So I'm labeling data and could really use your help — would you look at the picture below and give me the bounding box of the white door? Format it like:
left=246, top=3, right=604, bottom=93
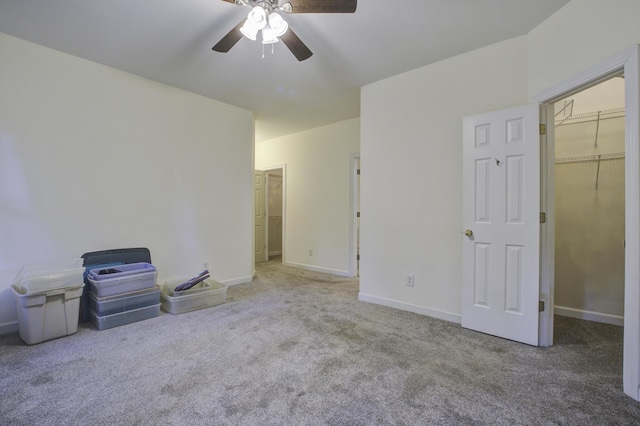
left=254, top=170, right=267, bottom=263
left=462, top=103, right=541, bottom=346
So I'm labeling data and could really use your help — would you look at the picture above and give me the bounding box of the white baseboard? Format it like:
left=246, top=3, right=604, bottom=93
left=268, top=251, right=282, bottom=257
left=358, top=292, right=462, bottom=324
left=554, top=305, right=624, bottom=327
left=0, top=320, right=18, bottom=335
left=284, top=261, right=351, bottom=277
left=220, top=274, right=254, bottom=287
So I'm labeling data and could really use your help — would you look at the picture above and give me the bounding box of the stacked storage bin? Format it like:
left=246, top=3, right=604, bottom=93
left=11, top=259, right=85, bottom=345
left=86, top=262, right=160, bottom=330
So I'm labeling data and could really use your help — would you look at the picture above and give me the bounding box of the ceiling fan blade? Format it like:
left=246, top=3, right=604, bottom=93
left=212, top=20, right=244, bottom=53
left=280, top=28, right=313, bottom=61
left=285, top=0, right=357, bottom=13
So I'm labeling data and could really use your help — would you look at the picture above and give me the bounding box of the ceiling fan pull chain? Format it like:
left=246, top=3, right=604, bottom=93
left=262, top=43, right=265, bottom=59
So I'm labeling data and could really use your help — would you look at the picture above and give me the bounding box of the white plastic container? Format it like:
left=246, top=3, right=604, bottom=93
left=87, top=262, right=157, bottom=297
left=160, top=279, right=227, bottom=314
left=12, top=284, right=84, bottom=345
left=13, top=259, right=84, bottom=294
left=90, top=303, right=160, bottom=331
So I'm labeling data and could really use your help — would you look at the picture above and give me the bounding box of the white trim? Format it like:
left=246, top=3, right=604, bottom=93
left=349, top=152, right=360, bottom=278
left=220, top=274, right=254, bottom=287
left=623, top=45, right=640, bottom=401
left=534, top=44, right=640, bottom=401
left=268, top=251, right=282, bottom=256
left=260, top=164, right=287, bottom=263
left=538, top=103, right=555, bottom=348
left=0, top=320, right=18, bottom=335
left=533, top=47, right=633, bottom=104
left=554, top=306, right=624, bottom=327
left=284, top=261, right=350, bottom=277
left=358, top=293, right=461, bottom=324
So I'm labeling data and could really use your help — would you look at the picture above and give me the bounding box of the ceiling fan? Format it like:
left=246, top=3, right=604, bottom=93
left=212, top=0, right=357, bottom=61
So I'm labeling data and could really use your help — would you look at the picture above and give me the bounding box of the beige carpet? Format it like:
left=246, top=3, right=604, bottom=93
left=1, top=258, right=639, bottom=425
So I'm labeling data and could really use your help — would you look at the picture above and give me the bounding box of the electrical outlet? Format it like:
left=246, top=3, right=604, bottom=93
left=308, top=248, right=313, bottom=256
left=405, top=274, right=414, bottom=287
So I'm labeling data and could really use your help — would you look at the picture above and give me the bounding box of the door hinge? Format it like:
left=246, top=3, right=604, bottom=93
left=357, top=254, right=360, bottom=260
left=539, top=301, right=545, bottom=312
left=357, top=212, right=360, bottom=218
left=539, top=123, right=546, bottom=136
left=540, top=212, right=546, bottom=223
left=357, top=169, right=361, bottom=175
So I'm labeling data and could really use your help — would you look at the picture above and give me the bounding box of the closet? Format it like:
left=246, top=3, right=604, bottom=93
left=554, top=83, right=625, bottom=325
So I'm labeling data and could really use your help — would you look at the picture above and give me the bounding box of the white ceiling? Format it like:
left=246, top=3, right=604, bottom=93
left=0, top=0, right=570, bottom=141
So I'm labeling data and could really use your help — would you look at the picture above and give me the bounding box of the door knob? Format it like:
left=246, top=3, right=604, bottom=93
left=464, top=229, right=473, bottom=237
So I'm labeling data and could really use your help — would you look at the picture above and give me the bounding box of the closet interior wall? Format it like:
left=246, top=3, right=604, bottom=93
left=554, top=107, right=625, bottom=324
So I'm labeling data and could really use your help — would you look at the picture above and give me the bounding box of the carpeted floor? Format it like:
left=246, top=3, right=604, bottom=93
left=1, top=258, right=639, bottom=425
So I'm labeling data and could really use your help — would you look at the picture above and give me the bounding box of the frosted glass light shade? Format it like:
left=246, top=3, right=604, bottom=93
left=240, top=6, right=268, bottom=41
left=268, top=12, right=288, bottom=37
left=247, top=6, right=267, bottom=29
left=240, top=20, right=259, bottom=40
left=261, top=26, right=279, bottom=44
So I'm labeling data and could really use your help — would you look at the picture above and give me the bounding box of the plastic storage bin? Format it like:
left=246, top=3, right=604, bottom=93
left=160, top=279, right=227, bottom=315
left=88, top=285, right=160, bottom=316
left=90, top=303, right=160, bottom=331
left=11, top=284, right=84, bottom=345
left=14, top=259, right=84, bottom=294
left=87, top=262, right=157, bottom=297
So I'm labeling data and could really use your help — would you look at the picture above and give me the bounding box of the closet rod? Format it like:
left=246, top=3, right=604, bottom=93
left=555, top=151, right=625, bottom=164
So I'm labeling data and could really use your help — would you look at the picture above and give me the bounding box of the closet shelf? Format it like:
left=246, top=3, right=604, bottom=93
left=555, top=151, right=625, bottom=164
left=555, top=107, right=625, bottom=126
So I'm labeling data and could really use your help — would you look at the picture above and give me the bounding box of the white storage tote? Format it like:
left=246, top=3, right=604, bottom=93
left=11, top=284, right=84, bottom=345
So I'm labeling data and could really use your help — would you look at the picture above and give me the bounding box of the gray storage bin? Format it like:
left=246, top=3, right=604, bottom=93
left=88, top=285, right=160, bottom=316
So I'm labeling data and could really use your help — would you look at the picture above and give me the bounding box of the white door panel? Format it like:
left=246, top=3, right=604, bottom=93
left=462, top=104, right=540, bottom=346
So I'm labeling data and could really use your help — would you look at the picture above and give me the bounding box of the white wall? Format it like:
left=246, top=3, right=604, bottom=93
left=0, top=33, right=254, bottom=332
left=528, top=0, right=640, bottom=98
left=358, top=0, right=640, bottom=323
left=255, top=118, right=360, bottom=276
left=359, top=36, right=529, bottom=321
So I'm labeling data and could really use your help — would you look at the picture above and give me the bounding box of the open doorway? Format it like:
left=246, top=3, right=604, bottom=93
left=553, top=77, right=626, bottom=329
left=534, top=45, right=639, bottom=400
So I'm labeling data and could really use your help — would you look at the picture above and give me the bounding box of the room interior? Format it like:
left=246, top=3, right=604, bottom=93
left=3, top=0, right=640, bottom=405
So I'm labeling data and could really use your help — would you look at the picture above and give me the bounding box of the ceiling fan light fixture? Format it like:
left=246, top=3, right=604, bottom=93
left=240, top=6, right=267, bottom=41
left=247, top=6, right=267, bottom=29
left=240, top=20, right=259, bottom=40
left=279, top=2, right=292, bottom=13
left=268, top=12, right=288, bottom=37
left=261, top=26, right=279, bottom=44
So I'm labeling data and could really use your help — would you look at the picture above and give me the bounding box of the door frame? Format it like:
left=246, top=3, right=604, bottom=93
left=254, top=169, right=267, bottom=264
left=349, top=152, right=360, bottom=277
left=534, top=45, right=640, bottom=400
left=261, top=164, right=287, bottom=263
